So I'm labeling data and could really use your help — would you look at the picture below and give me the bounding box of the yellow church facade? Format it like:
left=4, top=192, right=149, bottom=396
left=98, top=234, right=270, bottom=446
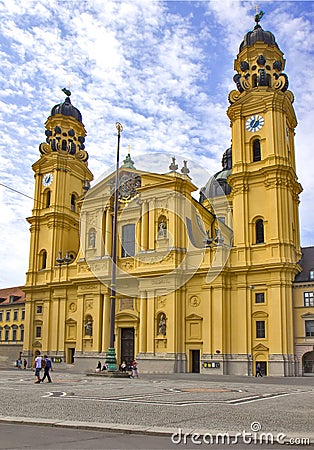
left=23, top=18, right=307, bottom=376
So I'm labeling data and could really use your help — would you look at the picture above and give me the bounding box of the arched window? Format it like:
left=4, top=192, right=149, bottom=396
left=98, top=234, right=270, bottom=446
left=12, top=325, right=18, bottom=341
left=71, top=194, right=76, bottom=212
left=253, top=139, right=261, bottom=162
left=45, top=190, right=51, bottom=207
left=88, top=228, right=96, bottom=248
left=4, top=326, right=10, bottom=341
left=256, top=219, right=264, bottom=244
left=40, top=250, right=47, bottom=269
left=20, top=325, right=24, bottom=341
left=252, top=74, right=258, bottom=88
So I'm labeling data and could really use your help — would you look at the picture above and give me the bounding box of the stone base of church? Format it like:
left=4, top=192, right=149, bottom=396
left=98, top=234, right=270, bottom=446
left=136, top=352, right=187, bottom=373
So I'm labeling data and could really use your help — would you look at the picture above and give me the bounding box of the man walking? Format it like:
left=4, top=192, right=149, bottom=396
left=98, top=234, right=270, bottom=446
left=41, top=355, right=53, bottom=383
left=33, top=350, right=42, bottom=383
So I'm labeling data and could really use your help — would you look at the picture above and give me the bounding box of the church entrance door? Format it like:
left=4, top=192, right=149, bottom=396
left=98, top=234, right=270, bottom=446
left=120, top=328, right=134, bottom=366
left=191, top=349, right=200, bottom=373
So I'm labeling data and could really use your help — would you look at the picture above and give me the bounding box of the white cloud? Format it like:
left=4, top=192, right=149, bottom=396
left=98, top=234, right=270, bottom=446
left=0, top=0, right=313, bottom=287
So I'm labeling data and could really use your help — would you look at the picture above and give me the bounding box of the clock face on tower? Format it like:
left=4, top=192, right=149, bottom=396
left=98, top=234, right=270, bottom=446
left=42, top=173, right=53, bottom=187
left=245, top=115, right=264, bottom=133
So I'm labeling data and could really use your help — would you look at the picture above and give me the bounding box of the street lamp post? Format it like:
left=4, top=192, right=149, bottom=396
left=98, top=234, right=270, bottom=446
left=106, top=122, right=123, bottom=371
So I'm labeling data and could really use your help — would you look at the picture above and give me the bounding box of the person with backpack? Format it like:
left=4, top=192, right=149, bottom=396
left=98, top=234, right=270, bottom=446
left=41, top=355, right=53, bottom=383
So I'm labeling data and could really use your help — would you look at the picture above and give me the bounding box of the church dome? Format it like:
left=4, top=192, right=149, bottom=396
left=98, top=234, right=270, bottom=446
left=239, top=24, right=278, bottom=52
left=51, top=96, right=82, bottom=123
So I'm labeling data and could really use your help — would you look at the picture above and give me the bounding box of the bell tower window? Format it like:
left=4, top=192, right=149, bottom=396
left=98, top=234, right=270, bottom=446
left=255, top=219, right=264, bottom=244
left=40, top=250, right=47, bottom=269
left=253, top=139, right=261, bottom=162
left=45, top=189, right=51, bottom=208
left=71, top=194, right=76, bottom=212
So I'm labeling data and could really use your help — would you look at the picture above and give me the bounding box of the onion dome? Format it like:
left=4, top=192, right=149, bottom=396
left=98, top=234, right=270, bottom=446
left=51, top=90, right=82, bottom=123
left=239, top=24, right=278, bottom=52
left=199, top=147, right=232, bottom=203
left=39, top=89, right=88, bottom=163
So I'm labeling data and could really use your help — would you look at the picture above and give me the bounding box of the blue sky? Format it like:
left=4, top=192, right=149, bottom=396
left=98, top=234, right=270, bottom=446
left=0, top=0, right=313, bottom=288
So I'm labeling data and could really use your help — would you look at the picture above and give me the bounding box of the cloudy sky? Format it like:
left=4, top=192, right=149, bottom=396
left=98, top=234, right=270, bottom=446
left=0, top=0, right=313, bottom=288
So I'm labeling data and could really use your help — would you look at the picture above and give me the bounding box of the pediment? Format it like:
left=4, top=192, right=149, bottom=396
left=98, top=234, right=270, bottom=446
left=65, top=318, right=77, bottom=324
left=252, top=343, right=269, bottom=351
left=185, top=313, right=203, bottom=321
left=115, top=311, right=139, bottom=322
left=301, top=312, right=314, bottom=319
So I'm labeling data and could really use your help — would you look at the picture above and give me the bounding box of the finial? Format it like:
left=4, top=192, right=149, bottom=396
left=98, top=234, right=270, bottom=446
left=116, top=122, right=123, bottom=135
left=62, top=87, right=71, bottom=97
left=254, top=6, right=264, bottom=25
left=181, top=160, right=190, bottom=175
left=169, top=156, right=178, bottom=172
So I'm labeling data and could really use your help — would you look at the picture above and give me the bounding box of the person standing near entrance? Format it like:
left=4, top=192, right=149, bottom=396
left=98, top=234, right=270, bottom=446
left=41, top=355, right=53, bottom=383
left=255, top=363, right=263, bottom=377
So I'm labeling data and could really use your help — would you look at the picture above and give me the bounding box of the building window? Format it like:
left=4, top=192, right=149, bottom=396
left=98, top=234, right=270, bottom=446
left=45, top=189, right=51, bottom=208
left=0, top=311, right=2, bottom=321
left=0, top=327, right=2, bottom=340
left=304, top=292, right=314, bottom=307
left=256, top=320, right=265, bottom=338
left=40, top=250, right=47, bottom=270
left=35, top=326, right=42, bottom=338
left=309, top=270, right=314, bottom=281
left=71, top=194, right=76, bottom=212
left=305, top=320, right=314, bottom=337
left=21, top=309, right=25, bottom=320
left=88, top=228, right=96, bottom=248
left=6, top=310, right=10, bottom=321
left=20, top=326, right=24, bottom=341
left=255, top=293, right=265, bottom=304
left=13, top=310, right=18, bottom=321
left=255, top=219, right=264, bottom=244
left=121, top=224, right=135, bottom=257
left=253, top=139, right=261, bottom=162
left=12, top=327, right=17, bottom=341
left=36, top=305, right=43, bottom=314
left=4, top=327, right=9, bottom=341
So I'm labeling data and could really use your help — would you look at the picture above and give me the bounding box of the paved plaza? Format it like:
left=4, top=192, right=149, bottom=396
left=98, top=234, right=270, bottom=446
left=0, top=368, right=313, bottom=448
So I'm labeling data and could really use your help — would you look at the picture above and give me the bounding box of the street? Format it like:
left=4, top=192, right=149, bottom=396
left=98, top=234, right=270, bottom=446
left=0, top=369, right=313, bottom=449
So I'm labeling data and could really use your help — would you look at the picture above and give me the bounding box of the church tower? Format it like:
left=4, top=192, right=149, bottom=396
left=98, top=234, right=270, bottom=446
left=227, top=12, right=302, bottom=375
left=25, top=92, right=93, bottom=282
left=23, top=92, right=93, bottom=362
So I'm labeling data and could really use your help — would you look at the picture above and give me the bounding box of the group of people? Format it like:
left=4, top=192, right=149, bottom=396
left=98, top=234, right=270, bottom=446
left=33, top=350, right=53, bottom=383
left=15, top=358, right=27, bottom=370
left=96, top=361, right=108, bottom=372
left=95, top=359, right=139, bottom=378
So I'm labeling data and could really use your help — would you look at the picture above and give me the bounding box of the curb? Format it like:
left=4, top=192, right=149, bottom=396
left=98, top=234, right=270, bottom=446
left=0, top=416, right=313, bottom=445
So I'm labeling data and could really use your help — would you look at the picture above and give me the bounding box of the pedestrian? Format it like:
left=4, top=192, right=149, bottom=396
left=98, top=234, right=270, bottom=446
left=23, top=359, right=27, bottom=370
left=255, top=363, right=263, bottom=377
left=17, top=359, right=22, bottom=369
left=33, top=350, right=42, bottom=383
left=120, top=361, right=127, bottom=372
left=41, top=355, right=53, bottom=383
left=130, top=360, right=139, bottom=379
left=102, top=362, right=108, bottom=371
left=96, top=361, right=101, bottom=372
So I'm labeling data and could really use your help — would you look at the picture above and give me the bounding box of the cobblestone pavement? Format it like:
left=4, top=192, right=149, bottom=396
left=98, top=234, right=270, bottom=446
left=0, top=369, right=313, bottom=446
